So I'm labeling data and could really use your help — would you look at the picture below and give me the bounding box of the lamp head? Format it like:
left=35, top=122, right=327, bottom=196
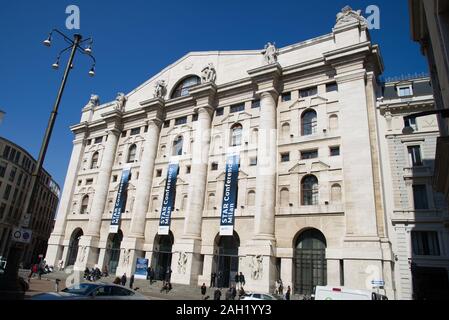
left=88, top=66, right=95, bottom=77
left=43, top=33, right=52, bottom=47
left=52, top=58, right=60, bottom=70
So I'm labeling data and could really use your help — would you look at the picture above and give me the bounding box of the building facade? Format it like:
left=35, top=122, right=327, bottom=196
left=46, top=7, right=396, bottom=297
left=409, top=0, right=449, bottom=203
left=377, top=76, right=449, bottom=300
left=0, top=137, right=60, bottom=268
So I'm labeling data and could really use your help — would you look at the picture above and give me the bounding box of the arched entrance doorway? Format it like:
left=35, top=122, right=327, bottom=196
left=213, top=232, right=240, bottom=288
left=105, top=230, right=123, bottom=274
left=67, top=228, right=83, bottom=266
left=294, top=229, right=327, bottom=295
left=151, top=232, right=174, bottom=281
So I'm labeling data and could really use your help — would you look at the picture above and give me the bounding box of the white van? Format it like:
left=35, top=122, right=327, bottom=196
left=313, top=286, right=388, bottom=300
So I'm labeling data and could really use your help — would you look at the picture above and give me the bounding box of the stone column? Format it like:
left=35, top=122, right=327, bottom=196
left=120, top=98, right=164, bottom=275
left=254, top=90, right=278, bottom=239
left=244, top=63, right=282, bottom=293
left=171, top=83, right=216, bottom=285
left=45, top=128, right=87, bottom=267
left=75, top=110, right=122, bottom=270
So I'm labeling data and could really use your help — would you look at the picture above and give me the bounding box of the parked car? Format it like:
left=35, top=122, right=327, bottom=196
left=313, top=286, right=388, bottom=300
left=240, top=293, right=280, bottom=300
left=31, top=282, right=149, bottom=300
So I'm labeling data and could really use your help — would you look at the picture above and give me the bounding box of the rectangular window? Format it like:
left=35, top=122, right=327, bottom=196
left=0, top=203, right=6, bottom=219
left=163, top=120, right=170, bottom=128
left=251, top=99, right=260, bottom=109
left=301, top=149, right=318, bottom=160
left=175, top=116, right=187, bottom=126
left=156, top=169, right=162, bottom=177
left=398, top=85, right=413, bottom=97
left=299, top=86, right=318, bottom=98
left=86, top=139, right=92, bottom=146
left=230, top=103, right=245, bottom=113
left=412, top=231, right=440, bottom=256
left=3, top=184, right=11, bottom=201
left=86, top=179, right=93, bottom=185
left=249, top=157, right=257, bottom=166
left=144, top=125, right=148, bottom=133
left=281, top=92, right=291, bottom=102
left=94, top=137, right=103, bottom=144
left=130, top=127, right=141, bottom=136
left=408, top=145, right=423, bottom=166
left=413, top=185, right=429, bottom=210
left=281, top=153, right=290, bottom=162
left=211, top=162, right=218, bottom=171
left=3, top=145, right=11, bottom=158
left=9, top=167, right=16, bottom=183
left=216, top=108, right=224, bottom=116
left=14, top=151, right=21, bottom=164
left=326, top=82, right=338, bottom=93
left=9, top=149, right=16, bottom=162
left=330, top=146, right=340, bottom=157
left=0, top=161, right=7, bottom=178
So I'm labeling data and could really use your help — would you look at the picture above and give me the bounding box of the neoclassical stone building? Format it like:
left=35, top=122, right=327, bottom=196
left=46, top=7, right=395, bottom=296
left=377, top=76, right=449, bottom=300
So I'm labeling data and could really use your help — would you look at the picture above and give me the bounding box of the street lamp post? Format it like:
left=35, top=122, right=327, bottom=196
left=0, top=29, right=96, bottom=298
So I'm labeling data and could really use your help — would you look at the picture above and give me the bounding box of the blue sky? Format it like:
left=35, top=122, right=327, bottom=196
left=0, top=0, right=428, bottom=187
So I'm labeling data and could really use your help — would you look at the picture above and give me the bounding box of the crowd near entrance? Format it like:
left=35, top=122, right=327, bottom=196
left=212, top=232, right=240, bottom=288
left=67, top=228, right=83, bottom=266
left=294, top=229, right=327, bottom=295
left=105, top=230, right=123, bottom=274
left=151, top=232, right=174, bottom=281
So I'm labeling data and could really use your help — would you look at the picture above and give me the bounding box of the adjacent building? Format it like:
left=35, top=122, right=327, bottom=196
left=0, top=137, right=60, bottom=268
left=409, top=0, right=449, bottom=203
left=377, top=76, right=449, bottom=300
left=46, top=6, right=398, bottom=297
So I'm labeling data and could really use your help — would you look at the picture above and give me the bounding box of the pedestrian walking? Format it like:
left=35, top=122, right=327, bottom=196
left=201, top=283, right=207, bottom=299
left=214, top=288, right=222, bottom=300
left=234, top=273, right=240, bottom=287
left=149, top=267, right=155, bottom=284
left=285, top=286, right=291, bottom=300
left=121, top=273, right=127, bottom=286
left=210, top=272, right=217, bottom=288
left=239, top=272, right=245, bottom=288
left=231, top=285, right=237, bottom=300
left=165, top=266, right=172, bottom=282
left=58, top=260, right=64, bottom=271
left=279, top=280, right=284, bottom=295
left=130, top=274, right=135, bottom=289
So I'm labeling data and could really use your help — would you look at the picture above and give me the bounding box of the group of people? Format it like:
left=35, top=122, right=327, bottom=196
left=112, top=273, right=135, bottom=289
left=84, top=266, right=109, bottom=281
left=209, top=271, right=246, bottom=289
left=28, top=260, right=52, bottom=281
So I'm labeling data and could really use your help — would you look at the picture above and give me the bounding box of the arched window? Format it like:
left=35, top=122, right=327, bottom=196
left=280, top=188, right=289, bottom=207
left=160, top=145, right=166, bottom=158
left=208, top=193, right=215, bottom=210
left=281, top=123, right=290, bottom=139
left=302, top=175, right=319, bottom=205
left=80, top=195, right=89, bottom=214
left=173, top=136, right=183, bottom=156
left=152, top=196, right=159, bottom=212
left=231, top=124, right=243, bottom=147
left=247, top=190, right=256, bottom=206
left=301, top=110, right=317, bottom=136
left=171, top=76, right=201, bottom=98
left=329, top=114, right=339, bottom=131
left=127, top=144, right=137, bottom=163
left=251, top=129, right=259, bottom=145
left=91, top=152, right=99, bottom=169
left=331, top=184, right=342, bottom=203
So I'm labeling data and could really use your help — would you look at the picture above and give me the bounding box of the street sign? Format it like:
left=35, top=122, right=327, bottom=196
left=12, top=228, right=32, bottom=244
left=371, top=280, right=385, bottom=287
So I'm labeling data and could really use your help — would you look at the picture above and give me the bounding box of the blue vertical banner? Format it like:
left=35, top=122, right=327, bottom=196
left=109, top=165, right=131, bottom=233
left=220, top=153, right=240, bottom=236
left=158, top=160, right=179, bottom=235
left=134, top=258, right=149, bottom=279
